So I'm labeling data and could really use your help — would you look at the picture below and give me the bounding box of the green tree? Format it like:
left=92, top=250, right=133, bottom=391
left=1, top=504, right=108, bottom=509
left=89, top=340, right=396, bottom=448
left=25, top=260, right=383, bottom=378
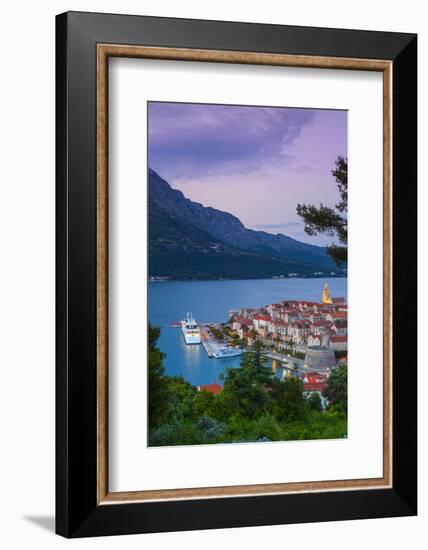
left=221, top=366, right=269, bottom=419
left=167, top=376, right=198, bottom=421
left=306, top=391, right=323, bottom=412
left=220, top=342, right=273, bottom=419
left=271, top=377, right=305, bottom=421
left=148, top=324, right=171, bottom=430
left=324, top=366, right=347, bottom=412
left=193, top=389, right=216, bottom=418
left=254, top=414, right=282, bottom=441
left=197, top=416, right=226, bottom=440
left=230, top=333, right=240, bottom=347
left=243, top=341, right=274, bottom=386
left=296, top=156, right=347, bottom=265
left=149, top=419, right=201, bottom=446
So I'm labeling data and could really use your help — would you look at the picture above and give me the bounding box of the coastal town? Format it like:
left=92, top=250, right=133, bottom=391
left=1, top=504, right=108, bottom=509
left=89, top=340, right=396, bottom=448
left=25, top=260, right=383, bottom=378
left=228, top=282, right=347, bottom=354
left=196, top=282, right=347, bottom=408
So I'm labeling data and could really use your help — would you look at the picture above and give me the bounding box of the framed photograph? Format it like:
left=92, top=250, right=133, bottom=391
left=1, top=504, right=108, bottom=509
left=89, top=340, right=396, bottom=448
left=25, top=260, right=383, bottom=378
left=56, top=11, right=417, bottom=538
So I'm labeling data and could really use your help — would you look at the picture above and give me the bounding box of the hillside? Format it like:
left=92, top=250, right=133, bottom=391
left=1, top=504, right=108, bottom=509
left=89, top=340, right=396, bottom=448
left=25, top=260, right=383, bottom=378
left=149, top=200, right=320, bottom=279
left=148, top=168, right=341, bottom=280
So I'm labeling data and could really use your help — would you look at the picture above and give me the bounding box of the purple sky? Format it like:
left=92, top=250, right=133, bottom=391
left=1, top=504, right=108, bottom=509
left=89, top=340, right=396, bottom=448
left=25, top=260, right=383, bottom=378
left=148, top=102, right=347, bottom=246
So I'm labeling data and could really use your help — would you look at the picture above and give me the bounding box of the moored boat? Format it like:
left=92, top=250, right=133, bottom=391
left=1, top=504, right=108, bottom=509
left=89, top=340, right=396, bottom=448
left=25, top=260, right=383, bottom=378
left=181, top=313, right=201, bottom=344
left=212, top=347, right=243, bottom=358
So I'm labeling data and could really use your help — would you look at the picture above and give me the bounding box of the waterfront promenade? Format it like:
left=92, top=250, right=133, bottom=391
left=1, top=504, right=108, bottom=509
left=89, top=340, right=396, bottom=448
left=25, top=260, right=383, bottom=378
left=266, top=350, right=303, bottom=367
left=200, top=325, right=243, bottom=359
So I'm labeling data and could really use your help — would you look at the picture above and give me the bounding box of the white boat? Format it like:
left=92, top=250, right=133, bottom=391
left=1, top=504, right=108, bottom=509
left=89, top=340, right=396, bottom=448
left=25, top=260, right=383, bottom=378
left=212, top=347, right=243, bottom=358
left=181, top=313, right=201, bottom=345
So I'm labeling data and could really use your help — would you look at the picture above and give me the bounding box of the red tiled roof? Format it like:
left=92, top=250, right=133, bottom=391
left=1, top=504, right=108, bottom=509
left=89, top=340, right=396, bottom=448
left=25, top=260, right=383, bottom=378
left=234, top=317, right=253, bottom=326
left=197, top=383, right=223, bottom=395
left=305, top=370, right=327, bottom=380
left=304, top=383, right=327, bottom=392
left=305, top=375, right=326, bottom=384
left=330, top=335, right=348, bottom=343
left=331, top=312, right=347, bottom=319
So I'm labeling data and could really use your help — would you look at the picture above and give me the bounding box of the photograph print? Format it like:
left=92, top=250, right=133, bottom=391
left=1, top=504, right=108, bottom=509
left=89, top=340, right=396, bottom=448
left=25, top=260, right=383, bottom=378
left=147, top=101, right=348, bottom=447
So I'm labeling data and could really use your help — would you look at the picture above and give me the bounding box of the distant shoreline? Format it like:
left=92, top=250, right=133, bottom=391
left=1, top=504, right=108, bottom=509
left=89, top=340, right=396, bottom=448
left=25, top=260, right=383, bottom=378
left=149, top=275, right=347, bottom=283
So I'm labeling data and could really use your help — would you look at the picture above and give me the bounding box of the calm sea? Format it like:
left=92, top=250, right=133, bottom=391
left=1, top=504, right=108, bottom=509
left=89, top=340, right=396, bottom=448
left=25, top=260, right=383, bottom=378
left=148, top=277, right=347, bottom=386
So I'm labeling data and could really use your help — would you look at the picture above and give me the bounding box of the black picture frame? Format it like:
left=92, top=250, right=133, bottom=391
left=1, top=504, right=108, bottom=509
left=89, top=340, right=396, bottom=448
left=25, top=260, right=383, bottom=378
left=56, top=11, right=417, bottom=538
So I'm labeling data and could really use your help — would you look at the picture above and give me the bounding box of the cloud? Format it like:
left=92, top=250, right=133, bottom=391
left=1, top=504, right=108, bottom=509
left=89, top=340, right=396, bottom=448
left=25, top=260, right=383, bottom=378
left=148, top=103, right=347, bottom=247
left=148, top=102, right=316, bottom=180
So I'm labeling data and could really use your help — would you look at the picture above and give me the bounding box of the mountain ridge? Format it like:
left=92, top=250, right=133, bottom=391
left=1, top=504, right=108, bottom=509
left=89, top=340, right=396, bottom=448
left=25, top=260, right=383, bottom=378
left=148, top=168, right=341, bottom=280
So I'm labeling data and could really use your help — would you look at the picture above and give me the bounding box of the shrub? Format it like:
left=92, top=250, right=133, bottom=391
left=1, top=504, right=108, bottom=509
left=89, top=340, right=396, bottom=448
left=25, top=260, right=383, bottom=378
left=197, top=415, right=227, bottom=438
left=254, top=414, right=282, bottom=441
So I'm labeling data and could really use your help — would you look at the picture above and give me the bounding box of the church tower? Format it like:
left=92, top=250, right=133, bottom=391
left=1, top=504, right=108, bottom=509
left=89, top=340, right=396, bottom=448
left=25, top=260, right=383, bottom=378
left=322, top=282, right=332, bottom=304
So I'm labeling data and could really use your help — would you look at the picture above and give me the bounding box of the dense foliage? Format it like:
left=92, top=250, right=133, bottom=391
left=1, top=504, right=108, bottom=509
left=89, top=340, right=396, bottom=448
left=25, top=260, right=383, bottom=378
left=323, top=365, right=348, bottom=413
left=148, top=326, right=347, bottom=446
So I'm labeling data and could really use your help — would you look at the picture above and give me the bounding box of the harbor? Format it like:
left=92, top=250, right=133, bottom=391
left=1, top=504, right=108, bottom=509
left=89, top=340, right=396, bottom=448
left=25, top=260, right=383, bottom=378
left=200, top=325, right=243, bottom=359
left=171, top=312, right=331, bottom=384
left=149, top=277, right=347, bottom=386
left=173, top=280, right=345, bottom=374
left=172, top=317, right=244, bottom=359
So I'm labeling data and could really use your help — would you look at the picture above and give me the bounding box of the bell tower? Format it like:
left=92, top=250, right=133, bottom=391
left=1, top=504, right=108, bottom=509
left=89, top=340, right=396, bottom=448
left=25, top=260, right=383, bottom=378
left=322, top=282, right=332, bottom=304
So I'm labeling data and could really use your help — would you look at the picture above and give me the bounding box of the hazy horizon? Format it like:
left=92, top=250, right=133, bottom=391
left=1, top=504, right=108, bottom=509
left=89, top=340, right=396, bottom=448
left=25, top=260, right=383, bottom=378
left=148, top=101, right=347, bottom=246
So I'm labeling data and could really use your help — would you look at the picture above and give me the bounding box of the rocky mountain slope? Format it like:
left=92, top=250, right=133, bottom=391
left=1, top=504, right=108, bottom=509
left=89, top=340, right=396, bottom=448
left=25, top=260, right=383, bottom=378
left=148, top=168, right=339, bottom=280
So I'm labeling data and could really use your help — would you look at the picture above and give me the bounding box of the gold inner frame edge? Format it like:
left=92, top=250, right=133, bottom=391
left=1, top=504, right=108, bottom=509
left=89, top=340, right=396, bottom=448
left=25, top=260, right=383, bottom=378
left=96, top=44, right=393, bottom=505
